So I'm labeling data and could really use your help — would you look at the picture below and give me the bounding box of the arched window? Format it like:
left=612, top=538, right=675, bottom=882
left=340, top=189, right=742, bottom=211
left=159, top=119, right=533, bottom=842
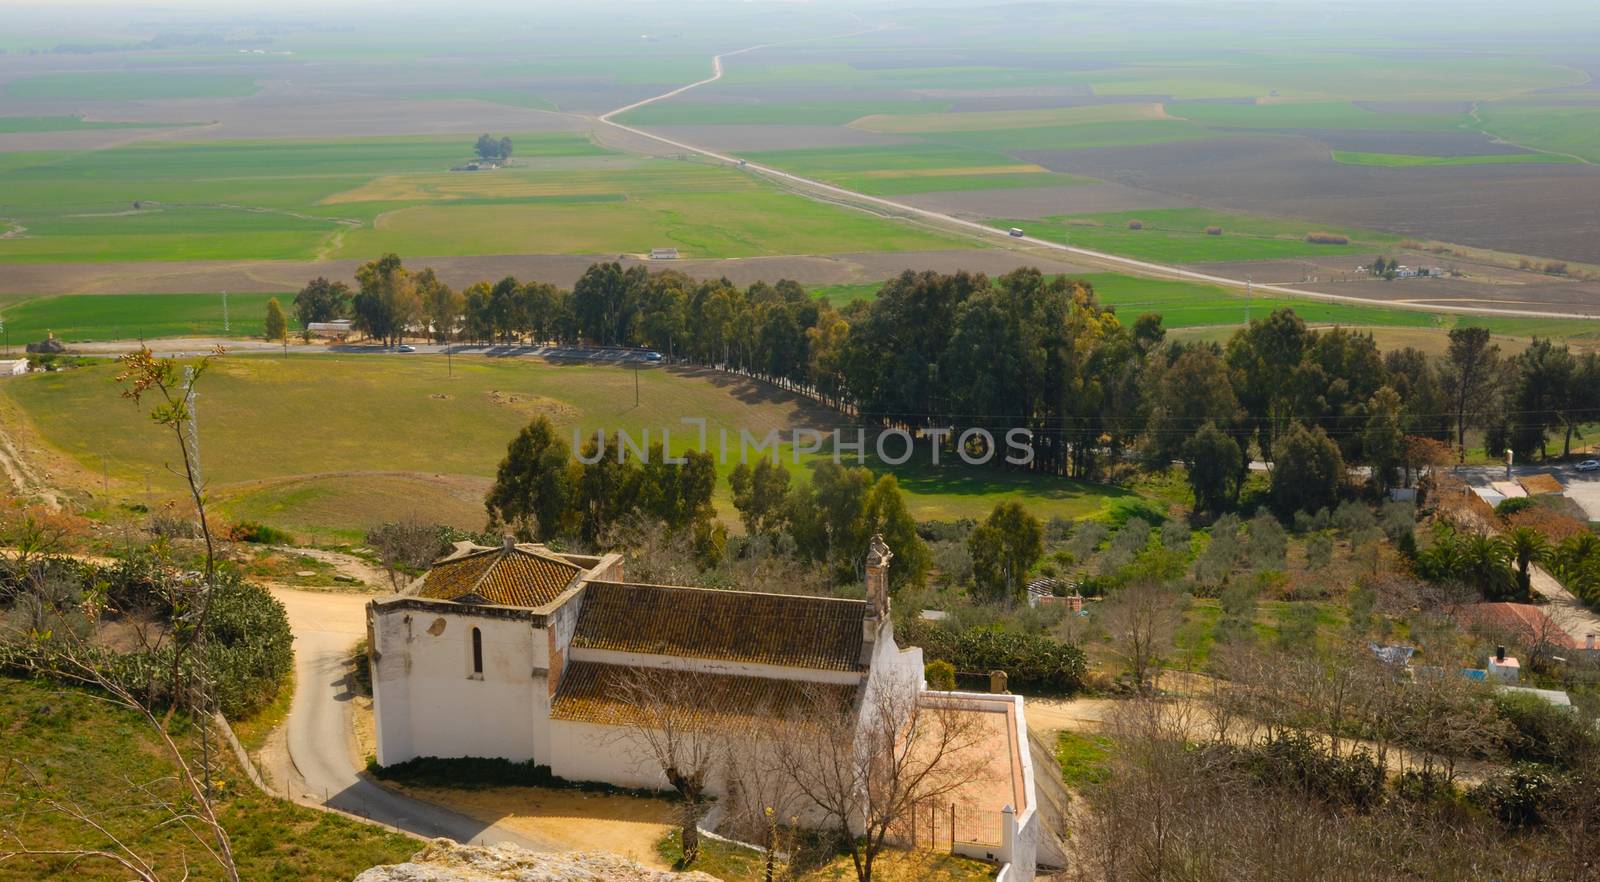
left=471, top=627, right=483, bottom=676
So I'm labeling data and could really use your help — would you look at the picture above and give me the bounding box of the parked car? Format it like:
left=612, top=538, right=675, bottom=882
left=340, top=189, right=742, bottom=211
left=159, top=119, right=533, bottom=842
left=1008, top=227, right=1025, bottom=238
left=644, top=351, right=663, bottom=362
left=1576, top=459, right=1599, bottom=472
left=396, top=344, right=416, bottom=353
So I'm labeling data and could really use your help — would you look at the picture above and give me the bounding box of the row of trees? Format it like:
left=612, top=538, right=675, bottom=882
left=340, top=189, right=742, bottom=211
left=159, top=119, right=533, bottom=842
left=295, top=257, right=1600, bottom=503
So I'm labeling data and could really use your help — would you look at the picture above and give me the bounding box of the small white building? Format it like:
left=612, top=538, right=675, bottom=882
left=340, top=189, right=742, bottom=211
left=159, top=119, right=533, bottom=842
left=0, top=358, right=29, bottom=377
left=306, top=320, right=353, bottom=339
left=648, top=247, right=679, bottom=260
left=368, top=536, right=1044, bottom=878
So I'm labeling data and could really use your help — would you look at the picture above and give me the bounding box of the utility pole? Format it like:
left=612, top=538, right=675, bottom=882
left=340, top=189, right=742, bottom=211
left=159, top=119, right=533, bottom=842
left=447, top=344, right=453, bottom=378
left=222, top=291, right=230, bottom=334
left=1, top=315, right=7, bottom=356
left=184, top=366, right=203, bottom=492
left=634, top=360, right=640, bottom=407
left=1244, top=276, right=1252, bottom=325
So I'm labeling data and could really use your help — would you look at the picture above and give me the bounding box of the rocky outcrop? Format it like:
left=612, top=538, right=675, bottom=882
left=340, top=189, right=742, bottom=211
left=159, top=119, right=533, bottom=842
left=354, top=840, right=723, bottom=882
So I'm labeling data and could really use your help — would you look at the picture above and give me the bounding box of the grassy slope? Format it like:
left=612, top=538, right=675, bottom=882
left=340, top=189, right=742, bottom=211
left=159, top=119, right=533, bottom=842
left=0, top=675, right=415, bottom=882
left=0, top=356, right=1133, bottom=542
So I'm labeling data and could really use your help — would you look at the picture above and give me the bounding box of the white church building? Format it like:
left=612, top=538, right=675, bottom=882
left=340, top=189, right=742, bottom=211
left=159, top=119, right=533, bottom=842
left=366, top=536, right=1048, bottom=879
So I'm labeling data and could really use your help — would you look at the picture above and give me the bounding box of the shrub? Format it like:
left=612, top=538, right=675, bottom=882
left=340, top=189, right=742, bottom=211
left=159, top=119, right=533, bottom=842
left=1471, top=764, right=1560, bottom=828
left=1379, top=500, right=1417, bottom=541
left=899, top=618, right=1087, bottom=694
left=1126, top=219, right=1143, bottom=230
left=2, top=563, right=292, bottom=719
left=1304, top=232, right=1350, bottom=245
left=1245, top=512, right=1287, bottom=570
left=225, top=520, right=293, bottom=545
left=1332, top=501, right=1376, bottom=536
left=925, top=659, right=957, bottom=691
left=1493, top=691, right=1599, bottom=768
left=1543, top=261, right=1568, bottom=276
left=1495, top=497, right=1536, bottom=517
left=1306, top=533, right=1334, bottom=568
left=1066, top=522, right=1109, bottom=561
left=1204, top=226, right=1222, bottom=236
left=1236, top=731, right=1385, bottom=810
left=146, top=504, right=197, bottom=540
left=1160, top=519, right=1192, bottom=553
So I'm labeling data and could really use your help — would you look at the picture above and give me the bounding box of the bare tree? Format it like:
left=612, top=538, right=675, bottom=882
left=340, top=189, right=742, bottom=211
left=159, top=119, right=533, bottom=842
left=1101, top=581, right=1187, bottom=693
left=773, top=674, right=987, bottom=882
left=605, top=664, right=721, bottom=865
left=365, top=516, right=442, bottom=590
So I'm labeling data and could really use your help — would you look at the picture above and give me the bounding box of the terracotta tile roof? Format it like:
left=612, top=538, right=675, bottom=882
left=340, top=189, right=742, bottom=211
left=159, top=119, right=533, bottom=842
left=1455, top=602, right=1580, bottom=649
left=573, top=581, right=866, bottom=671
left=550, top=661, right=857, bottom=731
left=418, top=544, right=583, bottom=609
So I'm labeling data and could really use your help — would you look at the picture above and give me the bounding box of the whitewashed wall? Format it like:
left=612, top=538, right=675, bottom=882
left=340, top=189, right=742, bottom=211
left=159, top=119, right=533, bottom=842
left=370, top=605, right=545, bottom=765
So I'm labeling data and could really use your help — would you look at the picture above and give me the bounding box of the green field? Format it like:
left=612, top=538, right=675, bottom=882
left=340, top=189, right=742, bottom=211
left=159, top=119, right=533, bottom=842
left=4, top=71, right=261, bottom=100
left=0, top=292, right=286, bottom=343
left=404, top=89, right=558, bottom=110
left=999, top=208, right=1399, bottom=263
left=0, top=115, right=166, bottom=133
left=1330, top=150, right=1581, bottom=167
left=0, top=675, right=416, bottom=882
left=1168, top=100, right=1473, bottom=131
left=0, top=134, right=965, bottom=262
left=741, top=143, right=1092, bottom=195
left=616, top=99, right=953, bottom=126
left=1475, top=103, right=1600, bottom=163
left=0, top=356, right=1135, bottom=541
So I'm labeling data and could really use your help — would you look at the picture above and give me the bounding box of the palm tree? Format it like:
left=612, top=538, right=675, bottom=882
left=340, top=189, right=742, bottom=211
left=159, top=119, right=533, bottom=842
left=1553, top=533, right=1600, bottom=605
left=1460, top=532, right=1516, bottom=601
left=1503, top=526, right=1550, bottom=602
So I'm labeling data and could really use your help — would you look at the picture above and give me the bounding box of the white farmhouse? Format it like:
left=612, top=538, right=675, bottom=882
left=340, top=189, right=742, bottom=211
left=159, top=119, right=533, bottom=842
left=367, top=535, right=1047, bottom=878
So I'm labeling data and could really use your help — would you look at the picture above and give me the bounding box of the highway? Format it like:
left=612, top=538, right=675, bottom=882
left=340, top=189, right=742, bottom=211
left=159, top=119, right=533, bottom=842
left=597, top=42, right=1599, bottom=323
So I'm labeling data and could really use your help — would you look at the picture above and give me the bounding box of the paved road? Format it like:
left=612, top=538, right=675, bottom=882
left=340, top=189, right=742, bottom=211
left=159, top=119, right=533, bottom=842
left=272, top=587, right=551, bottom=849
left=67, top=338, right=667, bottom=362
left=597, top=43, right=1599, bottom=323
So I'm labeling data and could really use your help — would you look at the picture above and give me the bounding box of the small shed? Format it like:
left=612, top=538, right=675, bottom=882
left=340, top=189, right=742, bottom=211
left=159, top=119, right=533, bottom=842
left=306, top=320, right=353, bottom=339
left=0, top=358, right=29, bottom=377
left=648, top=248, right=679, bottom=260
